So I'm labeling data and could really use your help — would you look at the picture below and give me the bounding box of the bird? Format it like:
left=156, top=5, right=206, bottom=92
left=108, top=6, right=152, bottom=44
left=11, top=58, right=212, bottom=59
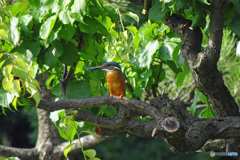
left=88, top=62, right=126, bottom=99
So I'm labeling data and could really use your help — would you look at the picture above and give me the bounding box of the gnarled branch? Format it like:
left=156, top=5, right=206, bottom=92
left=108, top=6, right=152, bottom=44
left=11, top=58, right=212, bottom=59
left=34, top=95, right=240, bottom=152
left=164, top=0, right=239, bottom=117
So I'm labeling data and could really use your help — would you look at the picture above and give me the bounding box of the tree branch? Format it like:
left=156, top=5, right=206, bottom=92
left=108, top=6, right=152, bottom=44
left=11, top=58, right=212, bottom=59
left=206, top=0, right=226, bottom=63
left=37, top=96, right=179, bottom=133
left=72, top=107, right=139, bottom=129
left=60, top=64, right=75, bottom=99
left=31, top=94, right=240, bottom=152
left=164, top=3, right=239, bottom=116
left=0, top=146, right=38, bottom=160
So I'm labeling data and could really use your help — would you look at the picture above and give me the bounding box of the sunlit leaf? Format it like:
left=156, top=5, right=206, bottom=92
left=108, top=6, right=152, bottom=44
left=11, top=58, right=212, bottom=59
left=11, top=80, right=21, bottom=97
left=83, top=149, right=97, bottom=159
left=200, top=107, right=214, bottom=118
left=50, top=110, right=64, bottom=123
left=9, top=17, right=19, bottom=45
left=138, top=40, right=160, bottom=69
left=2, top=65, right=14, bottom=92
left=198, top=0, right=211, bottom=5
left=59, top=10, right=74, bottom=25
left=12, top=96, right=18, bottom=111
left=0, top=89, right=15, bottom=108
left=125, top=12, right=139, bottom=25
left=71, top=0, right=86, bottom=22
left=6, top=157, right=20, bottom=160
left=40, top=15, right=58, bottom=41
left=64, top=143, right=75, bottom=160
left=126, top=26, right=138, bottom=35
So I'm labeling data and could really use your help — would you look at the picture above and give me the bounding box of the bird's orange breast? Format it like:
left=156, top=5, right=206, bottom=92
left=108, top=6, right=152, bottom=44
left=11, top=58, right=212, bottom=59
left=106, top=70, right=126, bottom=97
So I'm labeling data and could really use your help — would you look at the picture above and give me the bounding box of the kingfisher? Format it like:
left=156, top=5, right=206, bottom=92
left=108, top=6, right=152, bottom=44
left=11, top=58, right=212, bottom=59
left=88, top=62, right=126, bottom=99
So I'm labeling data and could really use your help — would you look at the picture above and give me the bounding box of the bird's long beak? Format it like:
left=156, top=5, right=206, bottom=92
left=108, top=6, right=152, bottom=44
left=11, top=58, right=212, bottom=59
left=88, top=66, right=105, bottom=70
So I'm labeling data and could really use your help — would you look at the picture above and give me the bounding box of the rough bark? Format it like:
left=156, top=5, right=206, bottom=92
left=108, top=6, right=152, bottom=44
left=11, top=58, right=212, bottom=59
left=34, top=96, right=240, bottom=153
left=164, top=0, right=239, bottom=117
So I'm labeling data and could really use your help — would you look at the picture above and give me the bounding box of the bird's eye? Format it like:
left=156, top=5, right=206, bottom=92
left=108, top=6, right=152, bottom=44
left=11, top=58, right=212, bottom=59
left=102, top=65, right=107, bottom=67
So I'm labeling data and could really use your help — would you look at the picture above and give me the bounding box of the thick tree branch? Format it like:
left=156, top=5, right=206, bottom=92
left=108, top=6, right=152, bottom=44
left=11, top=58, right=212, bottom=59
left=72, top=107, right=139, bottom=129
left=33, top=95, right=240, bottom=152
left=37, top=96, right=179, bottom=133
left=207, top=0, right=226, bottom=63
left=164, top=1, right=239, bottom=116
left=0, top=146, right=38, bottom=160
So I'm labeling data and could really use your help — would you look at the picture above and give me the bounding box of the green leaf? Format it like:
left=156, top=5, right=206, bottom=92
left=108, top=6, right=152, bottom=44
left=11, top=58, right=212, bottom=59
left=41, top=0, right=57, bottom=9
left=138, top=40, right=160, bottom=69
left=189, top=89, right=201, bottom=115
left=125, top=12, right=139, bottom=25
left=133, top=33, right=141, bottom=48
left=26, top=78, right=40, bottom=95
left=200, top=107, right=214, bottom=118
left=74, top=61, right=85, bottom=74
left=42, top=47, right=59, bottom=68
left=64, top=143, right=75, bottom=160
left=133, top=85, right=144, bottom=98
left=2, top=65, right=14, bottom=92
left=2, top=76, right=13, bottom=92
left=50, top=110, right=64, bottom=123
left=33, top=92, right=41, bottom=107
left=104, top=106, right=117, bottom=118
left=58, top=121, right=77, bottom=142
left=79, top=16, right=109, bottom=36
left=12, top=59, right=29, bottom=80
left=0, top=89, right=15, bottom=108
left=66, top=81, right=91, bottom=99
left=190, top=10, right=206, bottom=29
left=58, top=0, right=71, bottom=9
left=198, top=0, right=210, bottom=5
left=29, top=0, right=40, bottom=8
left=12, top=96, right=18, bottom=111
left=11, top=80, right=21, bottom=97
left=59, top=10, right=74, bottom=25
left=40, top=15, right=58, bottom=41
left=83, top=149, right=97, bottom=159
left=9, top=17, right=19, bottom=45
left=139, top=70, right=152, bottom=87
left=89, top=78, right=101, bottom=97
left=126, top=26, right=138, bottom=35
left=229, top=19, right=240, bottom=37
left=71, top=0, right=86, bottom=22
left=3, top=64, right=13, bottom=80
left=149, top=1, right=170, bottom=22
left=7, top=2, right=30, bottom=17
left=14, top=41, right=41, bottom=57
left=19, top=15, right=33, bottom=31
left=59, top=24, right=76, bottom=41
left=0, top=24, right=9, bottom=42
left=58, top=42, right=79, bottom=66
left=91, top=0, right=106, bottom=21
left=176, top=62, right=190, bottom=86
